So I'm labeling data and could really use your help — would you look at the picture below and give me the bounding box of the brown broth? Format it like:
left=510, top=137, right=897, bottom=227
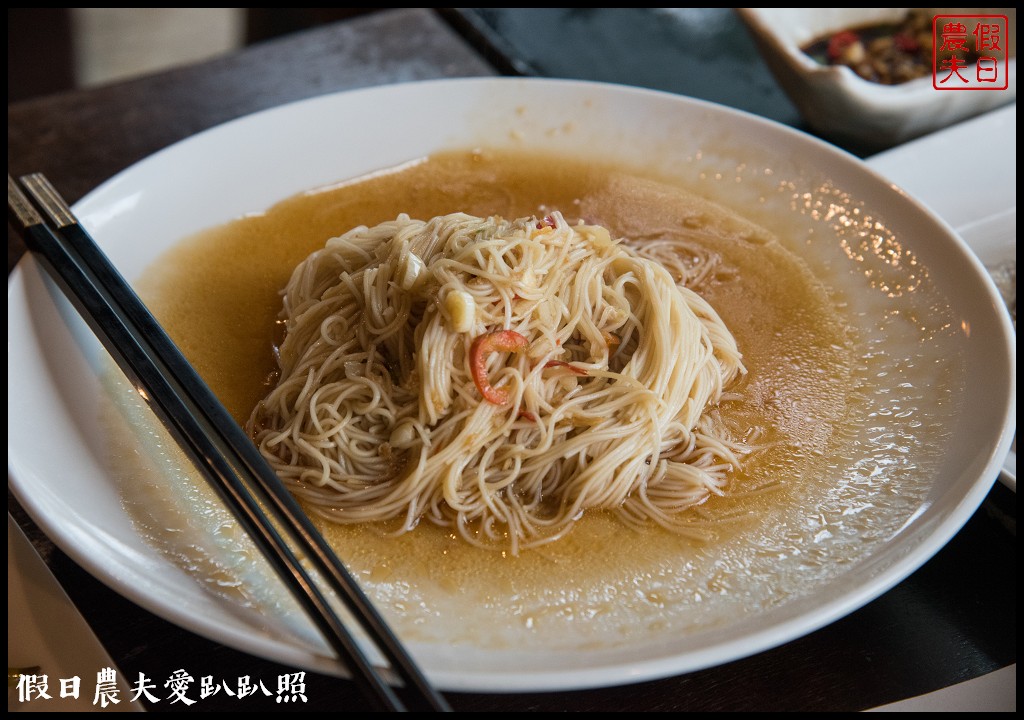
left=141, top=149, right=849, bottom=451
left=111, top=149, right=942, bottom=648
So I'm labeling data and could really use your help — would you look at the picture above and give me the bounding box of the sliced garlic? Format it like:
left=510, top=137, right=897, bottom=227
left=389, top=422, right=416, bottom=447
left=444, top=290, right=476, bottom=333
left=585, top=225, right=614, bottom=250
left=399, top=251, right=425, bottom=290
left=519, top=266, right=536, bottom=292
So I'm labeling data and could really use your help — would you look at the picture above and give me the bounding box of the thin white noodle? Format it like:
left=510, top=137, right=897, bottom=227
left=248, top=212, right=750, bottom=552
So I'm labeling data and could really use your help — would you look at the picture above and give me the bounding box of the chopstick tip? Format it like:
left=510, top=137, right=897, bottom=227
left=18, top=173, right=76, bottom=229
left=8, top=174, right=44, bottom=229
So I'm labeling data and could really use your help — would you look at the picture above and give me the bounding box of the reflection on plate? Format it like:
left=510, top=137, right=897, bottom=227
left=865, top=103, right=1016, bottom=492
left=6, top=79, right=1016, bottom=692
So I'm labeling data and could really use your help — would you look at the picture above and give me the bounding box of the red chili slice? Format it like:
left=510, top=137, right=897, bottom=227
left=827, top=30, right=859, bottom=61
left=543, top=360, right=588, bottom=376
left=536, top=215, right=557, bottom=230
left=893, top=32, right=919, bottom=52
left=470, top=330, right=529, bottom=405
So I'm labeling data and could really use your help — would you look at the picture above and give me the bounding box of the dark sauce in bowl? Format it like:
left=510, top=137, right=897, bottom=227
left=801, top=10, right=983, bottom=85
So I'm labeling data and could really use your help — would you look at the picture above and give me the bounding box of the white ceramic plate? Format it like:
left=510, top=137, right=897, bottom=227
left=7, top=78, right=1016, bottom=692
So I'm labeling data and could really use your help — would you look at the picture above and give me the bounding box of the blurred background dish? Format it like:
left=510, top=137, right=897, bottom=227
left=737, top=8, right=1016, bottom=151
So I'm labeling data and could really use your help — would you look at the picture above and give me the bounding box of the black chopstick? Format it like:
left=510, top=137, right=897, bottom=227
left=8, top=175, right=451, bottom=712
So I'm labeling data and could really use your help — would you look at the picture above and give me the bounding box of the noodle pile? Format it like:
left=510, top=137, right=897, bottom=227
left=248, top=212, right=749, bottom=551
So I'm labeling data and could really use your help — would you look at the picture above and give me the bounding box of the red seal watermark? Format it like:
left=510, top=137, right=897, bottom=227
left=933, top=14, right=1009, bottom=90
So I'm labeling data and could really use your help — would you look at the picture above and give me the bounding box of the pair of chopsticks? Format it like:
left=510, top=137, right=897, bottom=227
left=7, top=174, right=450, bottom=712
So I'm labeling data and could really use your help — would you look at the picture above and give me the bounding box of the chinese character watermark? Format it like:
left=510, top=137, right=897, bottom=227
left=16, top=673, right=52, bottom=702
left=14, top=668, right=311, bottom=707
left=130, top=672, right=161, bottom=704
left=277, top=672, right=309, bottom=704
left=94, top=667, right=122, bottom=708
left=933, top=14, right=1009, bottom=90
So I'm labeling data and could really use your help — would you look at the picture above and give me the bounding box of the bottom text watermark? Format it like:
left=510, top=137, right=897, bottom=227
left=14, top=667, right=308, bottom=707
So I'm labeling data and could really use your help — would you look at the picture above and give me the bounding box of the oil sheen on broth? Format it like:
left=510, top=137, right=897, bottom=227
left=110, top=150, right=944, bottom=649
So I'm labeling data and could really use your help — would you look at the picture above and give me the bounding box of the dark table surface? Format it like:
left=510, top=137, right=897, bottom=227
left=8, top=7, right=1016, bottom=712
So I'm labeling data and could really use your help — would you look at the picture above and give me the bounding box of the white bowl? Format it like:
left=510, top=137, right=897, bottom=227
left=738, top=8, right=1017, bottom=149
